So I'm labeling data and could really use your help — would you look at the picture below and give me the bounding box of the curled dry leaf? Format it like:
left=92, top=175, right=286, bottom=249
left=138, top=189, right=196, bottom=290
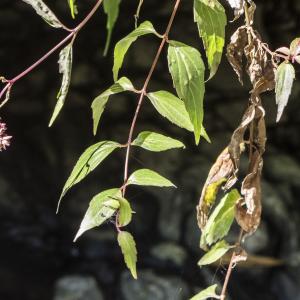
left=228, top=104, right=255, bottom=169
left=197, top=147, right=235, bottom=229
left=245, top=32, right=275, bottom=95
left=226, top=26, right=248, bottom=84
left=235, top=151, right=263, bottom=233
left=225, top=0, right=244, bottom=20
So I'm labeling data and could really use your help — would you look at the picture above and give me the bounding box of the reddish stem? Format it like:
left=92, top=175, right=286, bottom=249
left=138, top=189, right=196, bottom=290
left=122, top=0, right=182, bottom=196
left=0, top=0, right=104, bottom=103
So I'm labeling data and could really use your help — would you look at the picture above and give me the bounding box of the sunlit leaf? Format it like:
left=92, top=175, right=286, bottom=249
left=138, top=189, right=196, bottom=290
left=132, top=131, right=185, bottom=152
left=117, top=197, right=133, bottom=227
left=167, top=41, right=205, bottom=145
left=289, top=37, right=300, bottom=58
left=74, top=188, right=121, bottom=241
left=22, top=0, right=63, bottom=28
left=275, top=61, right=295, bottom=122
left=200, top=189, right=240, bottom=249
left=118, top=231, right=138, bottom=279
left=194, top=0, right=227, bottom=79
left=113, top=21, right=159, bottom=81
left=67, top=0, right=78, bottom=19
left=147, top=91, right=210, bottom=142
left=190, top=284, right=219, bottom=300
left=58, top=141, right=121, bottom=211
left=198, top=240, right=232, bottom=266
left=127, top=168, right=176, bottom=188
left=91, top=77, right=134, bottom=135
left=103, top=0, right=121, bottom=56
left=49, top=43, right=73, bottom=126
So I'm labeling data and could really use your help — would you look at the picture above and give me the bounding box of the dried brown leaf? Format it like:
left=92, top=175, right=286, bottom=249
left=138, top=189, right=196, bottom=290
left=226, top=26, right=248, bottom=84
left=228, top=104, right=255, bottom=169
left=235, top=151, right=263, bottom=233
left=197, top=147, right=235, bottom=229
left=245, top=33, right=275, bottom=95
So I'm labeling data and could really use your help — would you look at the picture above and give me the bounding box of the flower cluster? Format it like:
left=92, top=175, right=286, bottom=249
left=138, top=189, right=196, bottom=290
left=0, top=121, right=12, bottom=151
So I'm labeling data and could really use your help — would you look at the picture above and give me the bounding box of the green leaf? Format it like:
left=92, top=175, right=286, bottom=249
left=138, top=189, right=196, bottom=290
left=127, top=168, right=176, bottom=188
left=201, top=189, right=240, bottom=249
left=167, top=41, right=205, bottom=144
left=113, top=21, right=159, bottom=81
left=49, top=42, right=73, bottom=127
left=103, top=0, right=121, bottom=56
left=74, top=188, right=121, bottom=241
left=147, top=91, right=193, bottom=131
left=190, top=284, right=219, bottom=300
left=91, top=77, right=134, bottom=135
left=117, top=197, right=133, bottom=227
left=67, top=0, right=78, bottom=19
left=194, top=0, right=227, bottom=79
left=118, top=231, right=138, bottom=279
left=58, top=141, right=121, bottom=211
left=147, top=91, right=210, bottom=142
left=22, top=0, right=63, bottom=28
left=198, top=240, right=232, bottom=266
left=132, top=131, right=185, bottom=152
left=275, top=61, right=295, bottom=122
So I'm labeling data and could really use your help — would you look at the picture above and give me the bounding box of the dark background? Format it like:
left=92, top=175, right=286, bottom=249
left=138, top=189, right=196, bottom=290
left=0, top=0, right=300, bottom=299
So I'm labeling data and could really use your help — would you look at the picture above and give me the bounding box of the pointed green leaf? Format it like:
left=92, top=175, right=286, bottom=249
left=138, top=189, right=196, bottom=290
left=190, top=284, right=219, bottom=300
left=113, top=21, right=159, bottom=81
left=167, top=41, right=205, bottom=144
left=58, top=141, right=121, bottom=211
left=147, top=91, right=193, bottom=131
left=147, top=91, right=210, bottom=142
left=201, top=189, right=240, bottom=249
left=103, top=0, right=121, bottom=56
left=127, top=168, right=176, bottom=188
left=198, top=240, right=232, bottom=266
left=275, top=61, right=295, bottom=122
left=67, top=0, right=78, bottom=19
left=74, top=188, right=121, bottom=241
left=91, top=77, right=134, bottom=135
left=49, top=43, right=73, bottom=126
left=118, top=197, right=133, bottom=227
left=118, top=231, right=138, bottom=279
left=22, top=0, right=63, bottom=28
left=132, top=131, right=185, bottom=152
left=194, top=0, right=227, bottom=79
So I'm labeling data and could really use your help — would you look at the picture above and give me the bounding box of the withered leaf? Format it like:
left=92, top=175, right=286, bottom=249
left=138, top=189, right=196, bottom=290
left=253, top=105, right=266, bottom=154
left=235, top=151, right=263, bottom=233
left=245, top=34, right=275, bottom=95
left=228, top=104, right=255, bottom=169
left=226, top=26, right=248, bottom=84
left=225, top=0, right=244, bottom=20
left=197, top=147, right=235, bottom=229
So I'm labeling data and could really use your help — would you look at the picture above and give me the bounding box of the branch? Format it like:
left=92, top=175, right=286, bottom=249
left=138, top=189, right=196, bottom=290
left=121, top=0, right=182, bottom=196
left=220, top=230, right=244, bottom=299
left=0, top=0, right=104, bottom=106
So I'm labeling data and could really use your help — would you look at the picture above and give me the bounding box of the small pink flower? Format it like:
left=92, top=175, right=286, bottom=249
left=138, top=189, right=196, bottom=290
left=0, top=121, right=12, bottom=151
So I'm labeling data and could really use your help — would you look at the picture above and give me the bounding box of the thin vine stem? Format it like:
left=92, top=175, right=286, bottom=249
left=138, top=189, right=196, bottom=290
left=220, top=229, right=244, bottom=299
left=0, top=0, right=104, bottom=105
left=122, top=0, right=182, bottom=196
